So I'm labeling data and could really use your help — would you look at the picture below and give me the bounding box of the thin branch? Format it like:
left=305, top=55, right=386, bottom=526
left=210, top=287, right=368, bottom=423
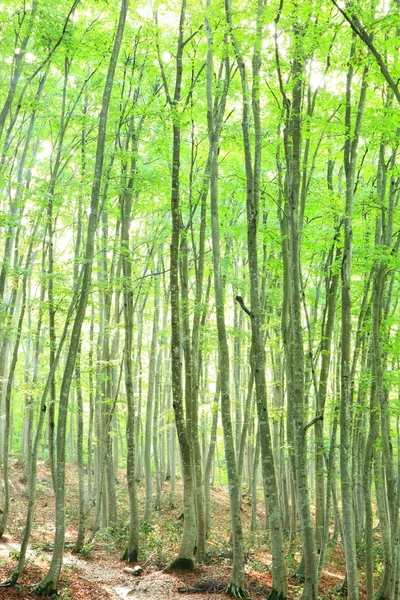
left=304, top=415, right=323, bottom=434
left=235, top=295, right=254, bottom=318
left=330, top=0, right=400, bottom=104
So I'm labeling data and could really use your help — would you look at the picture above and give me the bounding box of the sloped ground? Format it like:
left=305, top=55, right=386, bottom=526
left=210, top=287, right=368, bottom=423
left=0, top=531, right=235, bottom=600
left=0, top=459, right=347, bottom=599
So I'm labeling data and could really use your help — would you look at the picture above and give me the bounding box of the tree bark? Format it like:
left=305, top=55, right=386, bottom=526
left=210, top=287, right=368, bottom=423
left=33, top=1, right=127, bottom=593
left=340, top=47, right=368, bottom=600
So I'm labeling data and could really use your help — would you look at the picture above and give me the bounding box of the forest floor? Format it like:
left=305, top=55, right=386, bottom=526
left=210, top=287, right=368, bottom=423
left=0, top=459, right=349, bottom=599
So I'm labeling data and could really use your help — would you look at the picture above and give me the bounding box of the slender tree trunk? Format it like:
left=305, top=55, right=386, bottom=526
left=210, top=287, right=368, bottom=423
left=206, top=12, right=245, bottom=594
left=153, top=335, right=163, bottom=511
left=135, top=296, right=146, bottom=482
left=144, top=268, right=160, bottom=521
left=204, top=374, right=220, bottom=537
left=250, top=428, right=261, bottom=532
left=159, top=0, right=196, bottom=568
left=73, top=345, right=86, bottom=553
left=0, top=1, right=38, bottom=140
left=2, top=266, right=80, bottom=586
left=279, top=19, right=318, bottom=599
left=0, top=229, right=37, bottom=536
left=340, top=49, right=368, bottom=600
left=120, top=148, right=140, bottom=564
left=315, top=243, right=340, bottom=554
left=33, top=3, right=127, bottom=593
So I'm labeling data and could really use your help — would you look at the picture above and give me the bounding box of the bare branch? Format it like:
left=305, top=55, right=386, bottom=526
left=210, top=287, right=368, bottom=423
left=330, top=0, right=400, bottom=104
left=304, top=415, right=323, bottom=435
left=235, top=295, right=254, bottom=318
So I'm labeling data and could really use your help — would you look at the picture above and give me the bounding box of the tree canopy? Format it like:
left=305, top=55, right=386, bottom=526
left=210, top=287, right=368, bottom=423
left=0, top=0, right=400, bottom=598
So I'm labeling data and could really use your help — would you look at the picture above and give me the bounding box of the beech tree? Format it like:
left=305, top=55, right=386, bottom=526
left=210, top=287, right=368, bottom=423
left=33, top=0, right=128, bottom=593
left=0, top=1, right=399, bottom=599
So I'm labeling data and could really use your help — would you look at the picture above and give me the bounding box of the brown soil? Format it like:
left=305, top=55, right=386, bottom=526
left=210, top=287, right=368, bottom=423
left=0, top=460, right=347, bottom=599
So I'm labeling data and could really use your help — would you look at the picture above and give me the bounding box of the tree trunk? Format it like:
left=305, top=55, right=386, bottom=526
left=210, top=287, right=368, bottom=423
left=120, top=148, right=140, bottom=563
left=158, top=0, right=196, bottom=568
left=206, top=11, right=245, bottom=594
left=226, top=0, right=288, bottom=594
left=33, top=2, right=127, bottom=593
left=340, top=48, right=368, bottom=600
left=144, top=267, right=160, bottom=521
left=73, top=346, right=86, bottom=553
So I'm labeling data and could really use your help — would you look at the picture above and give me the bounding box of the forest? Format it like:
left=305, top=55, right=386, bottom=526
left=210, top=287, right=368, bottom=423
left=0, top=0, right=399, bottom=598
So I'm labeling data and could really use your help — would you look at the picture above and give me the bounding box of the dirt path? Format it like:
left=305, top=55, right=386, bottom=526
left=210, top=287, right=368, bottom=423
left=63, top=555, right=224, bottom=600
left=0, top=537, right=230, bottom=600
left=0, top=537, right=130, bottom=599
left=63, top=553, right=133, bottom=599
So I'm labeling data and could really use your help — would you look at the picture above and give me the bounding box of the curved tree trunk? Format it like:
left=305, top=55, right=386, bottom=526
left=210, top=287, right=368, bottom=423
left=206, top=11, right=245, bottom=595
left=0, top=227, right=37, bottom=536
left=225, top=0, right=288, bottom=595
left=33, top=2, right=127, bottom=593
left=157, top=0, right=196, bottom=568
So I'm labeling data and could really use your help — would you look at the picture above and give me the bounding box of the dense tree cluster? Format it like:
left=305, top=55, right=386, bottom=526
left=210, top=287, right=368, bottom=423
left=0, top=0, right=399, bottom=598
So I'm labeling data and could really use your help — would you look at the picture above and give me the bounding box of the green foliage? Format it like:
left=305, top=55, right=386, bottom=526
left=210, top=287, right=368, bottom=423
left=136, top=517, right=173, bottom=565
left=78, top=541, right=94, bottom=558
left=1, top=0, right=400, bottom=596
left=58, top=587, right=74, bottom=600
